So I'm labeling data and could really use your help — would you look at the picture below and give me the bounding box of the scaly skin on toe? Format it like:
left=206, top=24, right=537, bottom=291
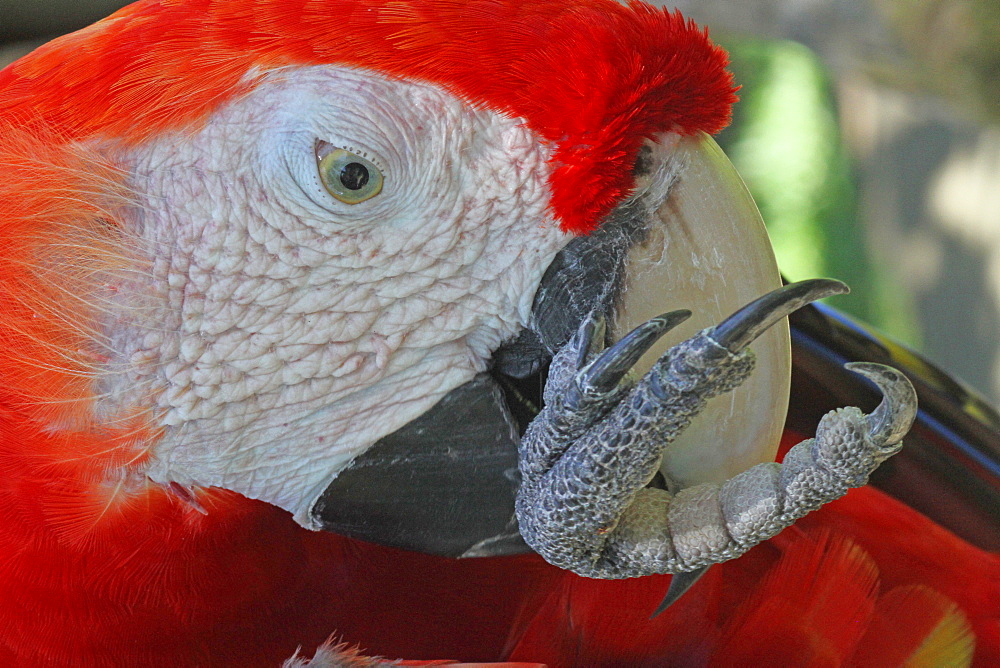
left=516, top=280, right=918, bottom=579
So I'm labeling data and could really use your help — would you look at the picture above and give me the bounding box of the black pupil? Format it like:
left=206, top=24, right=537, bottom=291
left=340, top=162, right=370, bottom=191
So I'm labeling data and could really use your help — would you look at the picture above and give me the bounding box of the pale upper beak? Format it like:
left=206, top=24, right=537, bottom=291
left=614, top=132, right=789, bottom=488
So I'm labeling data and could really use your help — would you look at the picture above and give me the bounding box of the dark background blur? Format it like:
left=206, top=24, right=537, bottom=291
left=3, top=0, right=999, bottom=406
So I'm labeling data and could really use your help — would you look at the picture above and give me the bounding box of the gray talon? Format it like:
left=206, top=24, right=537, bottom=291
left=582, top=310, right=691, bottom=393
left=846, top=362, right=918, bottom=447
left=575, top=314, right=607, bottom=369
left=712, top=279, right=849, bottom=352
left=650, top=565, right=710, bottom=618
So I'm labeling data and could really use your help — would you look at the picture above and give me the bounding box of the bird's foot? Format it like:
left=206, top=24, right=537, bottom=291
left=516, top=280, right=917, bottom=578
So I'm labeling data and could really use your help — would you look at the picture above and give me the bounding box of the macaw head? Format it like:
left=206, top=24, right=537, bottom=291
left=0, top=0, right=796, bottom=554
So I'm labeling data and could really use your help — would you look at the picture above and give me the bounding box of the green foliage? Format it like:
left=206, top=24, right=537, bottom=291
left=716, top=36, right=921, bottom=345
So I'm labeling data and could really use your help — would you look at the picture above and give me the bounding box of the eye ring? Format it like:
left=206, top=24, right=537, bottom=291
left=317, top=144, right=384, bottom=204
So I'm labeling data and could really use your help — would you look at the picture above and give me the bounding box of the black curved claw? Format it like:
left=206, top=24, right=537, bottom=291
left=713, top=279, right=849, bottom=352
left=582, top=310, right=692, bottom=393
left=846, top=362, right=918, bottom=447
left=650, top=565, right=710, bottom=618
left=575, top=314, right=608, bottom=370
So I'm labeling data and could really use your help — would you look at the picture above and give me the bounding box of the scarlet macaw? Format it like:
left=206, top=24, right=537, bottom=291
left=0, top=1, right=997, bottom=665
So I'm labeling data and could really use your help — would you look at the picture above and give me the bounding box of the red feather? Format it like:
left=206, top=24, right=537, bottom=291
left=0, top=0, right=736, bottom=234
left=0, top=5, right=736, bottom=657
left=502, top=485, right=993, bottom=667
left=1, top=2, right=996, bottom=665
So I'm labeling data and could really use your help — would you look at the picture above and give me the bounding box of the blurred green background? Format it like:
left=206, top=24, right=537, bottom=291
left=2, top=0, right=999, bottom=406
left=717, top=37, right=911, bottom=338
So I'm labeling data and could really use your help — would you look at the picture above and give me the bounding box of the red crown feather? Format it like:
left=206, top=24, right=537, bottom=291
left=0, top=0, right=736, bottom=233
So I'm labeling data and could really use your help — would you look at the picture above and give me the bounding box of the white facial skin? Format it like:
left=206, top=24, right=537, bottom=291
left=106, top=67, right=570, bottom=525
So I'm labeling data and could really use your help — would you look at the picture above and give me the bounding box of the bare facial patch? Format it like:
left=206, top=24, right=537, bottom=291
left=106, top=67, right=570, bottom=523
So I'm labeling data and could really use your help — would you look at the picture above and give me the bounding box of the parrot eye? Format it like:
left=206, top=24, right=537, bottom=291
left=317, top=144, right=384, bottom=204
